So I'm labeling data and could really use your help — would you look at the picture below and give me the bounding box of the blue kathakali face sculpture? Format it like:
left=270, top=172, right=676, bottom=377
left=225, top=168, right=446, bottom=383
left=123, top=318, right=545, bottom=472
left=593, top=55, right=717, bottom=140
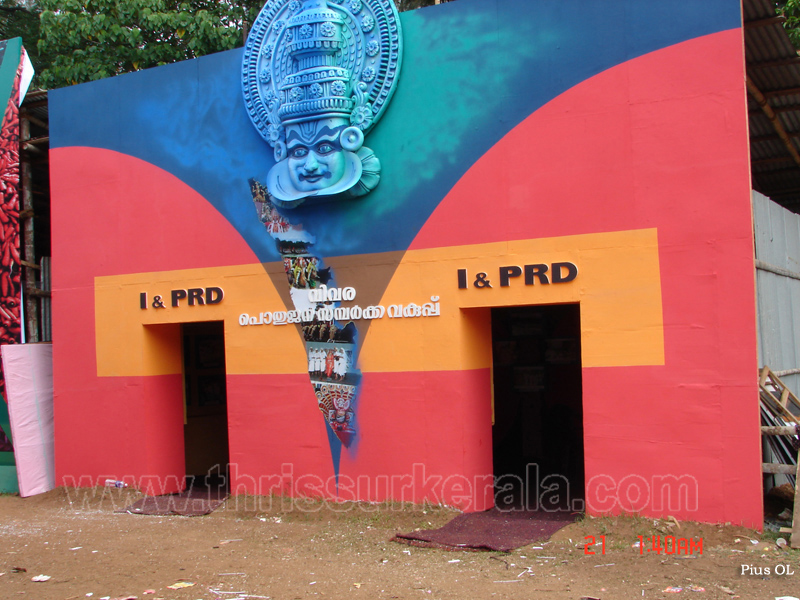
left=242, top=0, right=403, bottom=208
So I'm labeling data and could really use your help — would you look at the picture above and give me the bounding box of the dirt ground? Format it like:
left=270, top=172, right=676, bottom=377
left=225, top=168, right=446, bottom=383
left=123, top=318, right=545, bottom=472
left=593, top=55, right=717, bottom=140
left=1, top=488, right=798, bottom=600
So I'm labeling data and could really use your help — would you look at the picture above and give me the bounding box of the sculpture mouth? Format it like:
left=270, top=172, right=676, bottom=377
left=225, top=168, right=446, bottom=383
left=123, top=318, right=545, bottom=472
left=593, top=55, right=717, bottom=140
left=301, top=174, right=325, bottom=183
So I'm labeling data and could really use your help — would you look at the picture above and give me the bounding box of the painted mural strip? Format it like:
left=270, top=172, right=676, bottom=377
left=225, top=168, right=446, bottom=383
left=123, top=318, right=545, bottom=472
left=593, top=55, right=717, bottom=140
left=250, top=178, right=361, bottom=449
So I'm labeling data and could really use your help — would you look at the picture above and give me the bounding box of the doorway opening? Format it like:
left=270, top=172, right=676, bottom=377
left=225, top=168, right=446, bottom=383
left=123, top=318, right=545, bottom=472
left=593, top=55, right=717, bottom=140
left=491, top=304, right=584, bottom=511
left=182, top=321, right=229, bottom=492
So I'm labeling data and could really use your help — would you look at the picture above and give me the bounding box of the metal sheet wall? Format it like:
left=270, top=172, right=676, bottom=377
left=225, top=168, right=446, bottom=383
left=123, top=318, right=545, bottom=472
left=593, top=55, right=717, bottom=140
left=754, top=190, right=800, bottom=395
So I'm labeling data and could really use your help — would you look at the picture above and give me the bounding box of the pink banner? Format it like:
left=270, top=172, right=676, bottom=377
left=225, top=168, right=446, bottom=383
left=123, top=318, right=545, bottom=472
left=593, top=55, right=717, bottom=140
left=2, top=343, right=54, bottom=496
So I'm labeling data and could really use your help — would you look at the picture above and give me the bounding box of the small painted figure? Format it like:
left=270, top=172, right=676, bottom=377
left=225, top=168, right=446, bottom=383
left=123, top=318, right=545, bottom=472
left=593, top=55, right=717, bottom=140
left=329, top=395, right=354, bottom=432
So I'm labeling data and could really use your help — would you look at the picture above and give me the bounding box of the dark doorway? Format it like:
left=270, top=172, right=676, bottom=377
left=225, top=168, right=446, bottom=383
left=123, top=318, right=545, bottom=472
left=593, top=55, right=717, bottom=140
left=182, top=321, right=229, bottom=490
left=491, top=304, right=584, bottom=511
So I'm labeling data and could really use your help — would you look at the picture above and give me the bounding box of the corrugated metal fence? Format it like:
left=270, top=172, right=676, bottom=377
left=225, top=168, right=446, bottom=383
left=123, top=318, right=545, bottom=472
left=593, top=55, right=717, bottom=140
left=754, top=190, right=800, bottom=397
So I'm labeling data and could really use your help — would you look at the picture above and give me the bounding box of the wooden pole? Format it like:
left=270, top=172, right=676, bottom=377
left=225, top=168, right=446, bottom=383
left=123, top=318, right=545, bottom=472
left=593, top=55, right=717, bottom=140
left=744, top=15, right=786, bottom=29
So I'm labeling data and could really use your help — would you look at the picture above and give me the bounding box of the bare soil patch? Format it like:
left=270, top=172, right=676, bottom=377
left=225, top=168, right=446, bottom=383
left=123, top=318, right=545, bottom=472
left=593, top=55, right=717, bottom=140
left=0, top=488, right=798, bottom=600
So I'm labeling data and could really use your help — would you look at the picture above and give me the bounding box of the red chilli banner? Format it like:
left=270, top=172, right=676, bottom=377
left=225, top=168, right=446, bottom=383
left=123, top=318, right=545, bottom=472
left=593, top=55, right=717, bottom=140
left=0, top=37, right=32, bottom=396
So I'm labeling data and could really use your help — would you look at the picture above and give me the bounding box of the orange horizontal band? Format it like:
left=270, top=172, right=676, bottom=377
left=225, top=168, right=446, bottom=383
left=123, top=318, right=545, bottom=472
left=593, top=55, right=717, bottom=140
left=95, top=229, right=663, bottom=377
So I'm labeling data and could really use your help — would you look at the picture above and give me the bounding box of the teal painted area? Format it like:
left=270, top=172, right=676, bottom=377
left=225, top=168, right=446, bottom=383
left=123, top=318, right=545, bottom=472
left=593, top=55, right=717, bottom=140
left=0, top=395, right=17, bottom=494
left=0, top=398, right=12, bottom=446
left=0, top=464, right=19, bottom=494
left=369, top=9, right=509, bottom=216
left=0, top=37, right=22, bottom=109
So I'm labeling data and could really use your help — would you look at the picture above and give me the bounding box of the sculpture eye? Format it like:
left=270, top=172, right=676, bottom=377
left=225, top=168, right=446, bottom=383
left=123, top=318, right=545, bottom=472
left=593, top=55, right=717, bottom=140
left=290, top=146, right=308, bottom=158
left=317, top=143, right=334, bottom=154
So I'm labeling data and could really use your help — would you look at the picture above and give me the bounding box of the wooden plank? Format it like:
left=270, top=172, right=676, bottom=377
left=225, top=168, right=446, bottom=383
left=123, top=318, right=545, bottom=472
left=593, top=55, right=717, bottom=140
left=767, top=368, right=800, bottom=412
left=761, top=390, right=800, bottom=425
left=760, top=366, right=770, bottom=387
left=759, top=367, right=800, bottom=425
left=24, top=288, right=50, bottom=298
left=759, top=367, right=799, bottom=547
left=781, top=387, right=791, bottom=407
left=19, top=260, right=39, bottom=270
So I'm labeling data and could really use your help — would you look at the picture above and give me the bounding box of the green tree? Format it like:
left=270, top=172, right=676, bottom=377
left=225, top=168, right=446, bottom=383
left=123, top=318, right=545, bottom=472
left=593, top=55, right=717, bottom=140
left=0, top=0, right=51, bottom=81
left=1, top=1, right=39, bottom=45
left=776, top=0, right=800, bottom=47
left=37, top=0, right=264, bottom=88
left=35, top=0, right=457, bottom=89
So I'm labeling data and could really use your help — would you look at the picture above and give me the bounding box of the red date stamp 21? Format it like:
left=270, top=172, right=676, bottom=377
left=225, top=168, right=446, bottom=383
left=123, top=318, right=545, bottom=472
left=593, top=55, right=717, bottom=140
left=584, top=535, right=703, bottom=555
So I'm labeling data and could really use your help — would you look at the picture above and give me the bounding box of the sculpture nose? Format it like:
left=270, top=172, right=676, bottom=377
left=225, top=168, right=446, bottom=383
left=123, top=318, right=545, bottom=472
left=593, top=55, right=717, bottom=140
left=304, top=152, right=320, bottom=173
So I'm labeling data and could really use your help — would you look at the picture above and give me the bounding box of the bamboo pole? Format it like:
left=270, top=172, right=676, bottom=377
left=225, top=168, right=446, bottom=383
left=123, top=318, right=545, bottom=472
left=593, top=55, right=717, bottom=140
left=747, top=78, right=800, bottom=169
left=761, top=425, right=799, bottom=435
left=762, top=462, right=797, bottom=474
left=756, top=260, right=800, bottom=282
left=773, top=367, right=800, bottom=377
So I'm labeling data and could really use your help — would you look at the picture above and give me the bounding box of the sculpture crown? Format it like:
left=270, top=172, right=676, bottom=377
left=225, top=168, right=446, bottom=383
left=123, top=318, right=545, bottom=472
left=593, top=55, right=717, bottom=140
left=279, top=0, right=353, bottom=124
